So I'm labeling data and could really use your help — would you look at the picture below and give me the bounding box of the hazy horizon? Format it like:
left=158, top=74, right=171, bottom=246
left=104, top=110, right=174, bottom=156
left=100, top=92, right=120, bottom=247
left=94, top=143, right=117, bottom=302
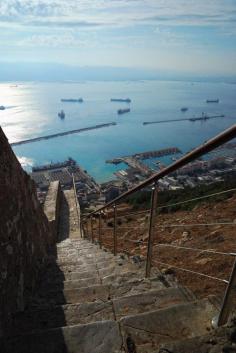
left=0, top=62, right=236, bottom=83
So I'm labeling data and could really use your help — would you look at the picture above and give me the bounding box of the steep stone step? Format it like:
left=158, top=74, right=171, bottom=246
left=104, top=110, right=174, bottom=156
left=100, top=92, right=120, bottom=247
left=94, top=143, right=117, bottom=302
left=97, top=263, right=139, bottom=277
left=46, top=263, right=97, bottom=274
left=2, top=320, right=123, bottom=353
left=33, top=277, right=166, bottom=306
left=113, top=287, right=192, bottom=319
left=11, top=286, right=189, bottom=336
left=44, top=269, right=99, bottom=282
left=55, top=255, right=116, bottom=267
left=35, top=284, right=111, bottom=305
left=119, top=299, right=218, bottom=353
left=10, top=301, right=115, bottom=335
left=39, top=270, right=146, bottom=294
left=45, top=276, right=102, bottom=291
left=101, top=270, right=145, bottom=285
left=43, top=265, right=135, bottom=284
left=56, top=251, right=114, bottom=262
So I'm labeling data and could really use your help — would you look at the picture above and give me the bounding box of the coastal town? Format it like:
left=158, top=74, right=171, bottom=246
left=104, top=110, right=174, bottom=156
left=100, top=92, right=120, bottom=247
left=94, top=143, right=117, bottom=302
left=31, top=143, right=236, bottom=211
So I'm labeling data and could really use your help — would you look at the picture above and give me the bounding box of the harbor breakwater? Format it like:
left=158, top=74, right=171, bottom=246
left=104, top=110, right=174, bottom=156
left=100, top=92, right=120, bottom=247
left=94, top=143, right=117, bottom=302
left=11, top=122, right=117, bottom=146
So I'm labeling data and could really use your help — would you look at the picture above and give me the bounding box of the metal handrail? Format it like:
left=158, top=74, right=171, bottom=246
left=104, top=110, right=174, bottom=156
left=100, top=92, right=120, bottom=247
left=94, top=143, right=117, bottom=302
left=86, top=124, right=236, bottom=216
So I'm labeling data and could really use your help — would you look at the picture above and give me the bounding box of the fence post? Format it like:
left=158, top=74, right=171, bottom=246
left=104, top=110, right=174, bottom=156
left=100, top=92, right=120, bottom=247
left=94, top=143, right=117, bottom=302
left=99, top=211, right=102, bottom=248
left=90, top=216, right=94, bottom=243
left=145, top=182, right=158, bottom=278
left=113, top=204, right=117, bottom=256
left=215, top=259, right=236, bottom=326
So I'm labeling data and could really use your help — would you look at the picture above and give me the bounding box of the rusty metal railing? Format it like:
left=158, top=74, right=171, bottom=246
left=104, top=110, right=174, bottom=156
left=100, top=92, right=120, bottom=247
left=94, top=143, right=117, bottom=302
left=82, top=124, right=236, bottom=326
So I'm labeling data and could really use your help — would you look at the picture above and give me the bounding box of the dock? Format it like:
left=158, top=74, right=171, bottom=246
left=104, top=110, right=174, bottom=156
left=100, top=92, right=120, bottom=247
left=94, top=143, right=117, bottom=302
left=133, top=147, right=181, bottom=159
left=106, top=147, right=182, bottom=176
left=143, top=115, right=225, bottom=125
left=11, top=122, right=117, bottom=147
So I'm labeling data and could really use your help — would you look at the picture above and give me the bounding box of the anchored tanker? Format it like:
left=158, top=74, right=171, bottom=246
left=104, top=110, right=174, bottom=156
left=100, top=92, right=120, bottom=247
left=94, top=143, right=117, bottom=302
left=61, top=98, right=83, bottom=103
left=206, top=99, right=219, bottom=103
left=58, top=110, right=65, bottom=119
left=111, top=98, right=131, bottom=103
left=117, top=108, right=130, bottom=115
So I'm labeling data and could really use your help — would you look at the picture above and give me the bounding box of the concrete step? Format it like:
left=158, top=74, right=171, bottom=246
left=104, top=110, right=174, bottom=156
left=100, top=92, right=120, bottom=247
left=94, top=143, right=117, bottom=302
left=42, top=265, right=135, bottom=285
left=55, top=255, right=116, bottom=267
left=119, top=299, right=218, bottom=353
left=113, top=287, right=192, bottom=320
left=56, top=252, right=114, bottom=263
left=11, top=286, right=190, bottom=336
left=35, top=284, right=111, bottom=305
left=39, top=270, right=145, bottom=293
left=10, top=301, right=115, bottom=335
left=46, top=263, right=98, bottom=274
left=46, top=276, right=101, bottom=291
left=101, top=270, right=145, bottom=285
left=33, top=277, right=166, bottom=306
left=2, top=320, right=123, bottom=353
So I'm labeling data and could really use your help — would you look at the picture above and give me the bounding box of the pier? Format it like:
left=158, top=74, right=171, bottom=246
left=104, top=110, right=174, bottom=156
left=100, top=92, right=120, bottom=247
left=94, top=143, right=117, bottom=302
left=11, top=122, right=117, bottom=147
left=143, top=114, right=225, bottom=125
left=133, top=147, right=181, bottom=159
left=106, top=147, right=182, bottom=176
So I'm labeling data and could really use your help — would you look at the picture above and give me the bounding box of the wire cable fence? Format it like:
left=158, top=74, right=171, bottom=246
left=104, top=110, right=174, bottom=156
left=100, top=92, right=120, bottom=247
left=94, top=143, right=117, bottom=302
left=81, top=125, right=236, bottom=327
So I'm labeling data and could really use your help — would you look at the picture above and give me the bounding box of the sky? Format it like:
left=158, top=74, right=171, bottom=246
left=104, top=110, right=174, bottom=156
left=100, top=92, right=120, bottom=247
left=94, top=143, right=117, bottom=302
left=0, top=0, right=236, bottom=76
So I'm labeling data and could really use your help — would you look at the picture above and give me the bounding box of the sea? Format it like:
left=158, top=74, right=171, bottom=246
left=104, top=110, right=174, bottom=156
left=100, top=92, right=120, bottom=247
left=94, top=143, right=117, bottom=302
left=0, top=80, right=235, bottom=183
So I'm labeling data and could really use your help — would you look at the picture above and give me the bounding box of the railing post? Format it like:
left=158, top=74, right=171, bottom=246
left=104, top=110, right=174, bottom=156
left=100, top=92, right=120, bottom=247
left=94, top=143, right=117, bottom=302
left=146, top=182, right=158, bottom=278
left=90, top=216, right=94, bottom=243
left=113, top=204, right=117, bottom=256
left=99, top=212, right=102, bottom=249
left=215, top=259, right=236, bottom=326
left=80, top=220, right=84, bottom=238
left=85, top=220, right=89, bottom=239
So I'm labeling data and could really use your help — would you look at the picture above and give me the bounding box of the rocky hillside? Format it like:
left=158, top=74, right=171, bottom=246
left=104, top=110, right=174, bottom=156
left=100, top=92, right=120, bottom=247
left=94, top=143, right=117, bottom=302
left=93, top=193, right=236, bottom=301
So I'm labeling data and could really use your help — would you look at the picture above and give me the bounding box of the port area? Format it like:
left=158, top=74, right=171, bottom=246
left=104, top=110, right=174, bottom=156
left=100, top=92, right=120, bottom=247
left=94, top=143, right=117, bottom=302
left=10, top=122, right=117, bottom=146
left=31, top=144, right=236, bottom=212
left=143, top=114, right=225, bottom=125
left=31, top=158, right=101, bottom=206
left=106, top=147, right=182, bottom=182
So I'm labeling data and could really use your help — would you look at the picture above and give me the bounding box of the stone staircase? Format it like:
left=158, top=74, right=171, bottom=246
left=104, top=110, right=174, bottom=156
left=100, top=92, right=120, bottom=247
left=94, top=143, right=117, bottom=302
left=2, top=189, right=229, bottom=353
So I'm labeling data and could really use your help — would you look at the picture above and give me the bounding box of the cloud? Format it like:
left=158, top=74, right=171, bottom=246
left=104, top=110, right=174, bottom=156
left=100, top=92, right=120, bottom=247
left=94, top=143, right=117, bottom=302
left=0, top=0, right=235, bottom=30
left=18, top=33, right=86, bottom=48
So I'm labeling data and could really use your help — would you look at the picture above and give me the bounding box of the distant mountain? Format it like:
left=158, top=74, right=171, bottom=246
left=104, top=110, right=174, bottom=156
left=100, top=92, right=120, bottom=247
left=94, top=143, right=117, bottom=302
left=0, top=62, right=235, bottom=83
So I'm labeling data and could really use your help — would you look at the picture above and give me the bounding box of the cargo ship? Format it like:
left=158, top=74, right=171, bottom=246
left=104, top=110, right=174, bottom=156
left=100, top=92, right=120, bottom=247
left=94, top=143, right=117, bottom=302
left=0, top=105, right=5, bottom=110
left=111, top=98, right=131, bottom=103
left=117, top=108, right=130, bottom=115
left=61, top=98, right=83, bottom=103
left=206, top=99, right=219, bottom=103
left=58, top=110, right=65, bottom=119
left=181, top=107, right=188, bottom=112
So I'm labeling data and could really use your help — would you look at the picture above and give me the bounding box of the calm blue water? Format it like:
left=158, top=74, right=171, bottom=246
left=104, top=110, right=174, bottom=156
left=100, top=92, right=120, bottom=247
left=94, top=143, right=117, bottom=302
left=0, top=80, right=235, bottom=182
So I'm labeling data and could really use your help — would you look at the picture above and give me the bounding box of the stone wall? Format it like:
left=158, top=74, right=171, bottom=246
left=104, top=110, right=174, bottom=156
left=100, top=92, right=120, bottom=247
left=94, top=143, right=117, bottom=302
left=44, top=180, right=62, bottom=243
left=0, top=127, right=53, bottom=337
